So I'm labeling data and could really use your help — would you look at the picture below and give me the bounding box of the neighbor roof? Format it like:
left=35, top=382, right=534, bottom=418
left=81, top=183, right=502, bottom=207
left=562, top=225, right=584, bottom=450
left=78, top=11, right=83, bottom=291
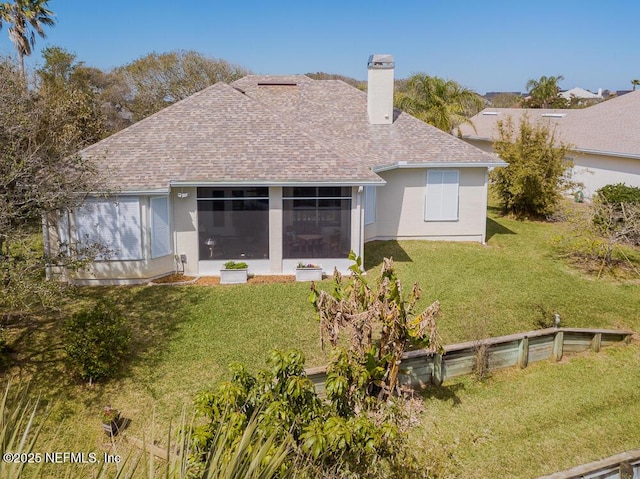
left=460, top=91, right=640, bottom=158
left=82, top=74, right=504, bottom=191
left=559, top=87, right=602, bottom=100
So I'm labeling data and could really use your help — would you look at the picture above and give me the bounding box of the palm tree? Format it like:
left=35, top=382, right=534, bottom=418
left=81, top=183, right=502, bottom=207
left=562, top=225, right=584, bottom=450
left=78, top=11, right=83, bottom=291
left=525, top=75, right=564, bottom=108
left=0, top=0, right=55, bottom=78
left=394, top=73, right=484, bottom=133
left=632, top=79, right=640, bottom=91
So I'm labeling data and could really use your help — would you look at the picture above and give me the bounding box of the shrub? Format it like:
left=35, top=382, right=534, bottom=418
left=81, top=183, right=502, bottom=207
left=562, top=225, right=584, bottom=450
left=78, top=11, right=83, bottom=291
left=63, top=300, right=130, bottom=383
left=593, top=184, right=640, bottom=249
left=596, top=183, right=640, bottom=205
left=310, top=253, right=441, bottom=399
left=491, top=114, right=575, bottom=218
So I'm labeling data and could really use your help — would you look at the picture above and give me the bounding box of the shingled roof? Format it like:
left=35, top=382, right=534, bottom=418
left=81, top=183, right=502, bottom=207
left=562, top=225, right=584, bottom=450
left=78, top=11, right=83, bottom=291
left=82, top=75, right=503, bottom=192
left=460, top=91, right=640, bottom=158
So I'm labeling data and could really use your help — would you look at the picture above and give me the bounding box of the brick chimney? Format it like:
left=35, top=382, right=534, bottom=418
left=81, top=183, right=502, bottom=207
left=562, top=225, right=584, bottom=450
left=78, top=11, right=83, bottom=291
left=367, top=54, right=395, bottom=125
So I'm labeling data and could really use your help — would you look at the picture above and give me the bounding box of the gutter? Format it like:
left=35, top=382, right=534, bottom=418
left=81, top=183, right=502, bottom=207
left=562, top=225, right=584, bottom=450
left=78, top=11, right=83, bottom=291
left=373, top=160, right=508, bottom=173
left=74, top=189, right=170, bottom=196
left=573, top=148, right=640, bottom=160
left=170, top=179, right=386, bottom=187
left=462, top=136, right=640, bottom=161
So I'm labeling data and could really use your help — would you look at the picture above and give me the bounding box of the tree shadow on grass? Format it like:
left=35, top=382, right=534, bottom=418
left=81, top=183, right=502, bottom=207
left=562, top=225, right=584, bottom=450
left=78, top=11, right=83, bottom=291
left=419, top=382, right=465, bottom=407
left=3, top=285, right=203, bottom=403
left=364, top=240, right=413, bottom=271
left=486, top=217, right=516, bottom=242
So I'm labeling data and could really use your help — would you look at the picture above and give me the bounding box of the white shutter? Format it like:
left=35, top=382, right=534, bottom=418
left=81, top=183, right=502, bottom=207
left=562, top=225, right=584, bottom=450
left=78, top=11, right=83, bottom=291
left=57, top=210, right=70, bottom=254
left=116, top=197, right=142, bottom=260
left=364, top=186, right=376, bottom=225
left=76, top=199, right=117, bottom=258
left=75, top=198, right=142, bottom=260
left=150, top=196, right=171, bottom=258
left=425, top=170, right=459, bottom=221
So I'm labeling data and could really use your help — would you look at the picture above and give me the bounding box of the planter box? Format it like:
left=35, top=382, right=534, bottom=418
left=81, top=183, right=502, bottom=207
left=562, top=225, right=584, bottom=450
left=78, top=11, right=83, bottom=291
left=220, top=268, right=248, bottom=284
left=295, top=268, right=323, bottom=282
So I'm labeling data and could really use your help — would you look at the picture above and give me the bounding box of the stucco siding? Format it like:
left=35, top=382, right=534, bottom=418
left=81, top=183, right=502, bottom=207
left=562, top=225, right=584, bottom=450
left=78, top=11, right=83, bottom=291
left=572, top=153, right=640, bottom=197
left=71, top=255, right=175, bottom=285
left=364, top=168, right=488, bottom=243
left=173, top=188, right=199, bottom=276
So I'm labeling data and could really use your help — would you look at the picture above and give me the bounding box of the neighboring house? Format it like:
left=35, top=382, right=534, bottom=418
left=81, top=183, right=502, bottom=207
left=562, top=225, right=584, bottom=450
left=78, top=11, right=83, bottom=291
left=559, top=87, right=603, bottom=101
left=48, top=54, right=505, bottom=285
left=460, top=90, right=640, bottom=198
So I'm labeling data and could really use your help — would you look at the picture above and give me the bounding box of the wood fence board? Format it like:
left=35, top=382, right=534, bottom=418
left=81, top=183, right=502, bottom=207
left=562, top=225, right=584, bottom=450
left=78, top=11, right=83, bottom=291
left=563, top=332, right=594, bottom=353
left=487, top=340, right=520, bottom=370
left=601, top=333, right=629, bottom=347
left=442, top=353, right=475, bottom=379
left=528, top=336, right=554, bottom=362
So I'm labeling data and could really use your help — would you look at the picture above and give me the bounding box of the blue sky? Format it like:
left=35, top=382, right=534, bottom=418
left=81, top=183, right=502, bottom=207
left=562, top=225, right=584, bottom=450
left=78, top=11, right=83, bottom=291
left=1, top=0, right=638, bottom=94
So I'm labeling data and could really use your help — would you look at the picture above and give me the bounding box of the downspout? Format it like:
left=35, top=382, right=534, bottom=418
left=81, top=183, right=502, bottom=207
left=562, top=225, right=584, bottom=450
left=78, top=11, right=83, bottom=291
left=482, top=170, right=489, bottom=244
left=357, top=186, right=364, bottom=262
left=171, top=190, right=180, bottom=274
left=42, top=214, right=52, bottom=280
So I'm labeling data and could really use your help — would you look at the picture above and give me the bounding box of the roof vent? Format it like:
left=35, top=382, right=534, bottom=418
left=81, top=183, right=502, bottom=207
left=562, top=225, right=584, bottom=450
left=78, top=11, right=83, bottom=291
left=482, top=111, right=500, bottom=116
left=541, top=113, right=566, bottom=118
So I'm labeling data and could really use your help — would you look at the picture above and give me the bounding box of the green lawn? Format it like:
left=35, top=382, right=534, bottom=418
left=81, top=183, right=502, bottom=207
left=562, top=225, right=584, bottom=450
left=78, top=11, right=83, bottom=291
left=3, top=204, right=639, bottom=477
left=417, top=345, right=640, bottom=478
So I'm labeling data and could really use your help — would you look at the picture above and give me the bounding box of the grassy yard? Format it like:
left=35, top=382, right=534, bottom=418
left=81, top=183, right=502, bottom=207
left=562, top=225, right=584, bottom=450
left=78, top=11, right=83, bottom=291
left=2, top=204, right=639, bottom=477
left=416, top=344, right=640, bottom=478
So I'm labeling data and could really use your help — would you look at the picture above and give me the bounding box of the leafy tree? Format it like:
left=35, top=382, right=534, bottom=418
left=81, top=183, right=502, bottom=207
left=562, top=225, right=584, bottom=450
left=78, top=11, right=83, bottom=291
left=488, top=92, right=523, bottom=108
left=305, top=71, right=365, bottom=89
left=632, top=79, right=640, bottom=91
left=490, top=114, right=575, bottom=218
left=193, top=349, right=421, bottom=478
left=394, top=73, right=484, bottom=134
left=0, top=56, right=102, bottom=318
left=38, top=46, right=133, bottom=136
left=0, top=0, right=55, bottom=78
left=114, top=50, right=250, bottom=120
left=524, top=74, right=567, bottom=108
left=36, top=46, right=109, bottom=147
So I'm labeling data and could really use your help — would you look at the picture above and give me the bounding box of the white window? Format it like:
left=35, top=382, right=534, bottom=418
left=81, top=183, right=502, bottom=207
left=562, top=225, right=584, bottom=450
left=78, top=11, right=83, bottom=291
left=364, top=186, right=376, bottom=225
left=150, top=196, right=171, bottom=258
left=425, top=170, right=459, bottom=221
left=76, top=197, right=142, bottom=260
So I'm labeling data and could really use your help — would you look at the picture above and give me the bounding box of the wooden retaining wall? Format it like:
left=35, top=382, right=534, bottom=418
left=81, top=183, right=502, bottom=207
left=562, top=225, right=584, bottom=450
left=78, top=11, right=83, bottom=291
left=306, top=328, right=633, bottom=394
left=537, top=448, right=640, bottom=479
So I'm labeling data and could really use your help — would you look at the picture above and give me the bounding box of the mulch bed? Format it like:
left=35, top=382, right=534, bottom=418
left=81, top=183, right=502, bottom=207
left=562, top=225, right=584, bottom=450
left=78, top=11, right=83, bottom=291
left=151, top=273, right=197, bottom=284
left=151, top=274, right=296, bottom=286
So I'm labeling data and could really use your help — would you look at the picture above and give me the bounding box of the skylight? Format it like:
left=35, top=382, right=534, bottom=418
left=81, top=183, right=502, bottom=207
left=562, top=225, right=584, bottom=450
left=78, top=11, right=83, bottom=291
left=541, top=113, right=567, bottom=118
left=257, top=82, right=297, bottom=87
left=482, top=112, right=500, bottom=115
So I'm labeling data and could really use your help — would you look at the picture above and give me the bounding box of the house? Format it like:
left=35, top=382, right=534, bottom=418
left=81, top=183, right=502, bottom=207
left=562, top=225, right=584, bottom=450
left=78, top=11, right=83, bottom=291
left=460, top=90, right=640, bottom=198
left=48, top=54, right=505, bottom=285
left=559, top=87, right=603, bottom=101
